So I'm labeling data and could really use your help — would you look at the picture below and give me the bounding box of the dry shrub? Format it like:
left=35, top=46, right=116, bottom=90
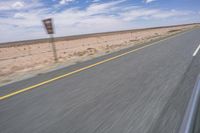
left=73, top=48, right=98, bottom=57
left=86, top=48, right=98, bottom=55
left=168, top=29, right=181, bottom=33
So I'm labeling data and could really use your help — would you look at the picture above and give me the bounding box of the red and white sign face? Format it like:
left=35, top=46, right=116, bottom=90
left=43, top=18, right=54, bottom=34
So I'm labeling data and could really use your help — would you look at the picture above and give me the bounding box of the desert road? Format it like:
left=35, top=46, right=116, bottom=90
left=0, top=29, right=200, bottom=133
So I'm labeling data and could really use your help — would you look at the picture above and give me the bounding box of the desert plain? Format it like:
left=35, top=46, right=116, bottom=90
left=0, top=24, right=199, bottom=85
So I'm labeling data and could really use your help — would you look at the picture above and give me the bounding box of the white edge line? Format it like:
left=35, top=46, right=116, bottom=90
left=193, top=44, right=200, bottom=56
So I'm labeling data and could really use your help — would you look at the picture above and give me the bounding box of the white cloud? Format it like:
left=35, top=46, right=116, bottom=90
left=87, top=0, right=126, bottom=14
left=152, top=10, right=191, bottom=19
left=12, top=1, right=25, bottom=9
left=0, top=0, right=43, bottom=11
left=14, top=13, right=25, bottom=18
left=121, top=8, right=158, bottom=21
left=0, top=1, right=18, bottom=11
left=0, top=2, right=11, bottom=10
left=0, top=0, right=199, bottom=43
left=92, top=0, right=101, bottom=2
left=59, top=0, right=75, bottom=5
left=145, top=0, right=156, bottom=4
left=120, top=8, right=193, bottom=21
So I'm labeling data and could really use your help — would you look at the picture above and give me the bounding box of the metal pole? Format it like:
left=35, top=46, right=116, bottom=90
left=179, top=75, right=200, bottom=133
left=50, top=34, right=58, bottom=62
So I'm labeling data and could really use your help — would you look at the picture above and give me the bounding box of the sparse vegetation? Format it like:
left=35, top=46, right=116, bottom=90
left=0, top=24, right=197, bottom=85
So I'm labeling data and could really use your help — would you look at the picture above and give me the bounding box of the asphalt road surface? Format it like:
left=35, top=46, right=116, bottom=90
left=0, top=29, right=200, bottom=133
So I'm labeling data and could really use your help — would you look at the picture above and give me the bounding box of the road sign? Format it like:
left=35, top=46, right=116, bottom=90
left=43, top=18, right=54, bottom=34
left=42, top=18, right=58, bottom=62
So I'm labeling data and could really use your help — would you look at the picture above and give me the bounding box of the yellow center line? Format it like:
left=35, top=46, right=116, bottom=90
left=0, top=30, right=190, bottom=100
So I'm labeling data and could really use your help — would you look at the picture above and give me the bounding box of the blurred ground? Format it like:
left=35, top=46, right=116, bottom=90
left=0, top=24, right=199, bottom=86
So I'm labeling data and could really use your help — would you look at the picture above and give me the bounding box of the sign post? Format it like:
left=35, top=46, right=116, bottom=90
left=42, top=18, right=58, bottom=62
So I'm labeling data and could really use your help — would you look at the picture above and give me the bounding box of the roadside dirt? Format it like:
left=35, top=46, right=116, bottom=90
left=0, top=24, right=199, bottom=86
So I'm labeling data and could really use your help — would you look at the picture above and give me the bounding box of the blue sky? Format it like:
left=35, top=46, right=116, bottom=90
left=0, top=0, right=200, bottom=43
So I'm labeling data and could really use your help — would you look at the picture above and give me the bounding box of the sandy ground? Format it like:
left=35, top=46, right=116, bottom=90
left=0, top=24, right=199, bottom=86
